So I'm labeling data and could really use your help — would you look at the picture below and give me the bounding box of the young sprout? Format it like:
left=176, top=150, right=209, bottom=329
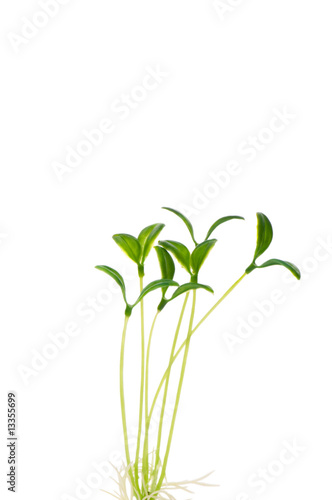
left=95, top=208, right=300, bottom=500
left=111, top=222, right=166, bottom=488
left=245, top=212, right=301, bottom=279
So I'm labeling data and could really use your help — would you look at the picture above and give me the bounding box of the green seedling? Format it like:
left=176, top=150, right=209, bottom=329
left=96, top=209, right=300, bottom=500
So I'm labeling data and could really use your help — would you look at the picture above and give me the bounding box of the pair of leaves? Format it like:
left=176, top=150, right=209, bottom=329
left=95, top=265, right=178, bottom=316
left=113, top=223, right=165, bottom=273
left=158, top=239, right=217, bottom=278
left=163, top=207, right=244, bottom=245
left=154, top=244, right=214, bottom=309
left=245, top=213, right=301, bottom=280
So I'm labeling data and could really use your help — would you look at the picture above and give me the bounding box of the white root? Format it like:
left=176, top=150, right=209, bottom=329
left=100, top=459, right=219, bottom=500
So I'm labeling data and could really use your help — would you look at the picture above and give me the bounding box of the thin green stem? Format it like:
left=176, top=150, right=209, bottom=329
left=142, top=310, right=159, bottom=491
left=151, top=293, right=189, bottom=487
left=193, top=273, right=247, bottom=332
left=134, top=277, right=145, bottom=489
left=148, top=273, right=246, bottom=427
left=156, top=290, right=197, bottom=490
left=119, top=315, right=135, bottom=486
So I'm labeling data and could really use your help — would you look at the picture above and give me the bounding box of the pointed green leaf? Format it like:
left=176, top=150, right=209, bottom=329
left=170, top=282, right=214, bottom=300
left=190, top=239, right=217, bottom=275
left=155, top=245, right=176, bottom=297
left=155, top=246, right=176, bottom=298
left=113, top=233, right=141, bottom=264
left=252, top=213, right=273, bottom=262
left=162, top=207, right=197, bottom=245
left=158, top=240, right=191, bottom=274
left=133, top=279, right=178, bottom=307
left=205, top=215, right=244, bottom=240
left=257, top=259, right=301, bottom=280
left=138, top=223, right=165, bottom=263
left=95, top=265, right=127, bottom=303
left=155, top=246, right=175, bottom=280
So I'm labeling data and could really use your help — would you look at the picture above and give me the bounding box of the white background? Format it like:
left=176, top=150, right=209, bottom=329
left=1, top=1, right=331, bottom=499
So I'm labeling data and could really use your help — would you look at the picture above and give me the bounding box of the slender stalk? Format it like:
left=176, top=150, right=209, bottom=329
left=151, top=293, right=189, bottom=487
left=148, top=273, right=246, bottom=428
left=156, top=290, right=197, bottom=490
left=134, top=277, right=145, bottom=489
left=142, top=310, right=159, bottom=491
left=119, top=315, right=135, bottom=486
left=193, top=273, right=247, bottom=332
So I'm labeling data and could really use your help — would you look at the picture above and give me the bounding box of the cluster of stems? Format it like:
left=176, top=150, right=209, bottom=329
left=120, top=273, right=246, bottom=498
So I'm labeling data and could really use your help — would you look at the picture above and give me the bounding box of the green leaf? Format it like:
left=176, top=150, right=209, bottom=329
left=158, top=240, right=191, bottom=274
left=95, top=265, right=127, bottom=303
left=113, top=233, right=141, bottom=264
left=252, top=213, right=273, bottom=262
left=155, top=245, right=175, bottom=286
left=170, top=282, right=214, bottom=300
left=257, top=259, right=301, bottom=280
left=190, top=239, right=217, bottom=275
left=205, top=215, right=244, bottom=240
left=155, top=247, right=176, bottom=309
left=133, top=279, right=179, bottom=307
left=138, top=223, right=165, bottom=263
left=155, top=246, right=176, bottom=298
left=162, top=207, right=197, bottom=245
